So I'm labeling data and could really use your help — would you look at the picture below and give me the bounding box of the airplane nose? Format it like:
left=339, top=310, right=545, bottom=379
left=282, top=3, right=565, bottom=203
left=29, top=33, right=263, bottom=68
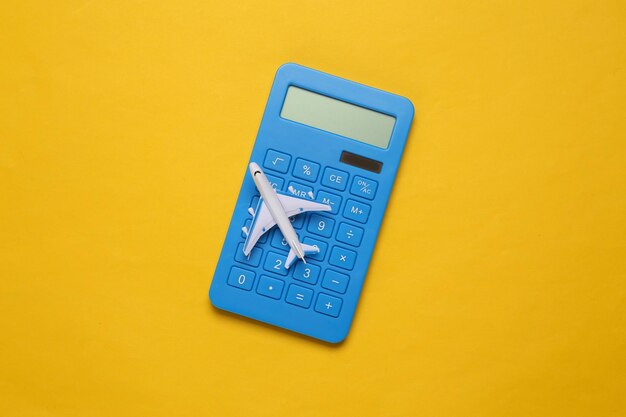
left=249, top=162, right=262, bottom=176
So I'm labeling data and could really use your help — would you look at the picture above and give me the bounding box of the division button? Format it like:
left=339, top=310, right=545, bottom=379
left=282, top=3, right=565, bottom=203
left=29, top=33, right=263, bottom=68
left=336, top=222, right=364, bottom=246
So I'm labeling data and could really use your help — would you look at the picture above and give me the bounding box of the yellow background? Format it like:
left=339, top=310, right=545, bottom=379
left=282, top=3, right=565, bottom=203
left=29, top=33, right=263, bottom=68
left=1, top=1, right=625, bottom=416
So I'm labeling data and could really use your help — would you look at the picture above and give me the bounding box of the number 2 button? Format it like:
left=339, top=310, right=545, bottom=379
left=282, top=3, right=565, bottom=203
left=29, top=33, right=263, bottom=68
left=263, top=251, right=289, bottom=276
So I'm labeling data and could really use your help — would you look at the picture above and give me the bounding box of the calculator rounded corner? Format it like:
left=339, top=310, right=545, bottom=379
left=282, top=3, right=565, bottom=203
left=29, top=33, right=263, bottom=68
left=275, top=62, right=301, bottom=77
left=324, top=330, right=350, bottom=345
left=396, top=95, right=415, bottom=122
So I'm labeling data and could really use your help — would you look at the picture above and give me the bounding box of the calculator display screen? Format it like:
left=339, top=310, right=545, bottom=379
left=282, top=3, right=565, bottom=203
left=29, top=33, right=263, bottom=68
left=280, top=86, right=395, bottom=148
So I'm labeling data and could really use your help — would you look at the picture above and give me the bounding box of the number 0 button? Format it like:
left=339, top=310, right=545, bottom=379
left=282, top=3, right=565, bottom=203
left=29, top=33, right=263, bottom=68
left=227, top=266, right=255, bottom=291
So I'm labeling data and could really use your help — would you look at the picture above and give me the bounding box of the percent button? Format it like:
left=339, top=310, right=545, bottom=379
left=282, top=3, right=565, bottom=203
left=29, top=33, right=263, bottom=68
left=293, top=158, right=320, bottom=182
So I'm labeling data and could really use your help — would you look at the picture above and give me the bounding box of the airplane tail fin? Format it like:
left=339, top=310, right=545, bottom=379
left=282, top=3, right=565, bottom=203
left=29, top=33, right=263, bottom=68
left=285, top=244, right=320, bottom=269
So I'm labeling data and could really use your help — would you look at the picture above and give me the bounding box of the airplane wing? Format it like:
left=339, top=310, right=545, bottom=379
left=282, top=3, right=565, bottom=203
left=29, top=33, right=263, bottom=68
left=277, top=192, right=332, bottom=217
left=242, top=197, right=276, bottom=255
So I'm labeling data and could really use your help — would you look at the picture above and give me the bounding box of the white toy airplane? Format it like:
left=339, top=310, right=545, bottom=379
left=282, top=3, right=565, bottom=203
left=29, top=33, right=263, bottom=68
left=241, top=162, right=332, bottom=269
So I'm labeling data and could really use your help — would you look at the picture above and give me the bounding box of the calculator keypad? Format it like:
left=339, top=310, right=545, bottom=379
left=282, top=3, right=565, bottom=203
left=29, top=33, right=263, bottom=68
left=231, top=157, right=378, bottom=319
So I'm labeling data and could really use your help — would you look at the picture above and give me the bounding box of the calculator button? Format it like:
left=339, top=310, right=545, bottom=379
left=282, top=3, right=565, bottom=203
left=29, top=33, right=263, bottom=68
left=265, top=173, right=284, bottom=191
left=270, top=229, right=290, bottom=251
left=292, top=158, right=320, bottom=182
left=307, top=214, right=335, bottom=238
left=314, top=293, right=343, bottom=317
left=336, top=222, right=364, bottom=246
left=287, top=181, right=314, bottom=199
left=292, top=262, right=321, bottom=285
left=343, top=199, right=371, bottom=224
left=256, top=275, right=284, bottom=299
left=227, top=266, right=256, bottom=291
left=350, top=176, right=378, bottom=200
left=321, top=270, right=349, bottom=294
left=289, top=215, right=304, bottom=229
left=234, top=243, right=263, bottom=267
left=302, top=237, right=328, bottom=261
left=328, top=246, right=357, bottom=270
left=316, top=190, right=342, bottom=215
left=285, top=284, right=314, bottom=308
left=321, top=167, right=349, bottom=191
left=263, top=150, right=291, bottom=173
left=263, top=251, right=289, bottom=276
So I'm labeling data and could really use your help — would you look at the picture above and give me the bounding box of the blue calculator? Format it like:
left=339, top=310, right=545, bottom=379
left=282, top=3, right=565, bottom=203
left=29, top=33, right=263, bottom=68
left=209, top=63, right=414, bottom=343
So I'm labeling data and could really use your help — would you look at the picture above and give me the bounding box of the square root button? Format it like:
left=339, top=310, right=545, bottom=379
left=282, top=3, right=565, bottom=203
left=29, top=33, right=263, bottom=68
left=263, top=150, right=291, bottom=173
left=314, top=293, right=343, bottom=317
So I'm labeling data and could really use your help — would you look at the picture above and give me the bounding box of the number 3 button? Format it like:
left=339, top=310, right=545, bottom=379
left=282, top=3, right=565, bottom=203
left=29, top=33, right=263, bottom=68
left=293, top=262, right=321, bottom=285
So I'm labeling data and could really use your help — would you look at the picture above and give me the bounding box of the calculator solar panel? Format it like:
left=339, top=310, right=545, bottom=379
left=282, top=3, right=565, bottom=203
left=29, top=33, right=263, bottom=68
left=210, top=64, right=414, bottom=343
